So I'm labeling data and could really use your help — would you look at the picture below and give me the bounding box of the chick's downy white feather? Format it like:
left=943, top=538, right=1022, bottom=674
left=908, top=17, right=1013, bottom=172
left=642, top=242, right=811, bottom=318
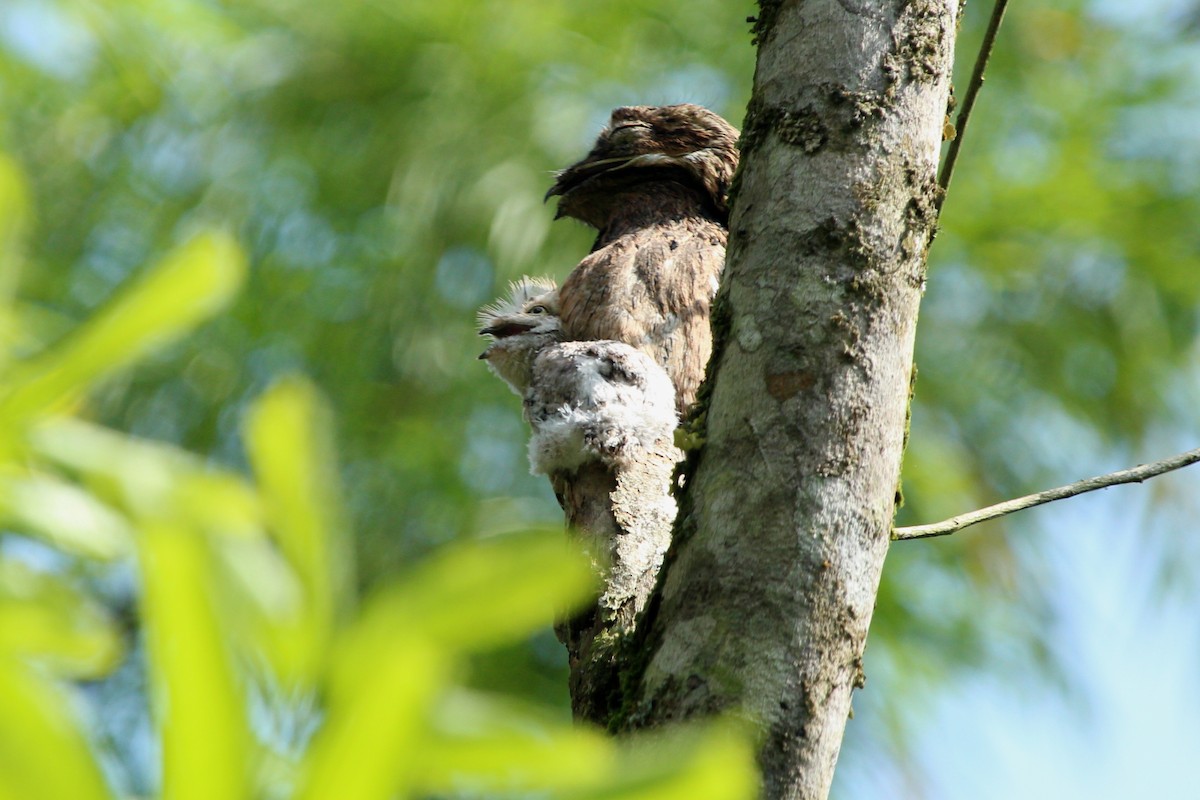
left=523, top=341, right=677, bottom=475
left=478, top=278, right=678, bottom=476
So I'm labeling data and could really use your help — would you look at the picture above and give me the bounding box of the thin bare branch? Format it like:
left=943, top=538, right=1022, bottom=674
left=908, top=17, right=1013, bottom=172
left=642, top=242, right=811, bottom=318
left=893, top=446, right=1200, bottom=540
left=936, top=0, right=1010, bottom=208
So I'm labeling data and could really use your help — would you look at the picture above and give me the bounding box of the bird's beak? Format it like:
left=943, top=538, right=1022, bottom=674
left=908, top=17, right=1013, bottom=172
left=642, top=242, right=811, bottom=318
left=479, top=320, right=534, bottom=338
left=544, top=156, right=638, bottom=202
left=544, top=175, right=565, bottom=202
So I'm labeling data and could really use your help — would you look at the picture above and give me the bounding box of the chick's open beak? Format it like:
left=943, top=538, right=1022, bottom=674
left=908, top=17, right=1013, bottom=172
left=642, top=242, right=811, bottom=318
left=479, top=320, right=534, bottom=338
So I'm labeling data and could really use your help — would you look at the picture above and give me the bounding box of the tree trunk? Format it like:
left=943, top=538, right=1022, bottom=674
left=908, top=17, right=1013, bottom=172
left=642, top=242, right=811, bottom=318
left=556, top=444, right=681, bottom=722
left=619, top=2, right=957, bottom=798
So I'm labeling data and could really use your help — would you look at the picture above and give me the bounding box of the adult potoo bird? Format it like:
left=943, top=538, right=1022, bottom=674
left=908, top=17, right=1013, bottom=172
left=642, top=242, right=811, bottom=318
left=546, top=104, right=739, bottom=414
left=478, top=278, right=679, bottom=477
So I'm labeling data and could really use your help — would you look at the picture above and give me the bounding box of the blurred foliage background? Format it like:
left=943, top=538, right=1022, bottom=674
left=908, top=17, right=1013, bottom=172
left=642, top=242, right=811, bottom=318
left=1, top=0, right=1198, bottom=797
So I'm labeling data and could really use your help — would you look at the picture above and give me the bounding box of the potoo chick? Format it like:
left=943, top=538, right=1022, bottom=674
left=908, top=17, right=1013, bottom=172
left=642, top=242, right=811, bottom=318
left=546, top=104, right=739, bottom=414
left=478, top=278, right=678, bottom=477
left=479, top=279, right=682, bottom=711
left=476, top=276, right=560, bottom=398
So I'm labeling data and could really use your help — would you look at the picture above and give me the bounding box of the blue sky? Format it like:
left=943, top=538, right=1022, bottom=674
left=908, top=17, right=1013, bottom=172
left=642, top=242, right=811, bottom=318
left=838, top=462, right=1200, bottom=799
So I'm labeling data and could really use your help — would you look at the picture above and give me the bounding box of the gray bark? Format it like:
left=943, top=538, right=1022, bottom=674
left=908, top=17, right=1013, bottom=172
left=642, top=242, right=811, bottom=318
left=619, top=2, right=958, bottom=798
left=556, top=441, right=681, bottom=722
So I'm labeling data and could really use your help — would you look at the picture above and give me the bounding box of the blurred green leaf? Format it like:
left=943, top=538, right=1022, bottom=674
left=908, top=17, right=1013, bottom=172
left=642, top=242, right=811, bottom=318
left=0, top=561, right=121, bottom=677
left=245, top=376, right=353, bottom=682
left=0, top=154, right=29, bottom=264
left=0, top=153, right=29, bottom=368
left=0, top=232, right=245, bottom=425
left=30, top=417, right=263, bottom=533
left=295, top=529, right=590, bottom=800
left=295, top=636, right=445, bottom=800
left=573, top=721, right=759, bottom=800
left=352, top=528, right=595, bottom=654
left=0, top=661, right=113, bottom=800
left=0, top=471, right=133, bottom=560
left=417, top=688, right=616, bottom=794
left=140, top=522, right=250, bottom=800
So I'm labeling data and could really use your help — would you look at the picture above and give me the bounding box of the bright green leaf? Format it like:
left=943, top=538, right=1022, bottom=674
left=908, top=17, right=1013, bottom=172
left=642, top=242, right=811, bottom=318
left=416, top=689, right=616, bottom=794
left=244, top=377, right=353, bottom=682
left=0, top=154, right=29, bottom=264
left=294, top=637, right=445, bottom=800
left=353, top=528, right=596, bottom=654
left=170, top=470, right=266, bottom=539
left=0, top=561, right=122, bottom=678
left=0, top=153, right=29, bottom=370
left=571, top=720, right=759, bottom=800
left=140, top=522, right=250, bottom=800
left=0, top=661, right=113, bottom=800
left=29, top=417, right=263, bottom=534
left=0, top=470, right=133, bottom=560
left=0, top=231, right=245, bottom=424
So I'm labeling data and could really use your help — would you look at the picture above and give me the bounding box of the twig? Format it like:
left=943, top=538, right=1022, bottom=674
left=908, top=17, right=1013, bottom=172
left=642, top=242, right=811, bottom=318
left=936, top=0, right=1011, bottom=209
left=893, top=446, right=1200, bottom=540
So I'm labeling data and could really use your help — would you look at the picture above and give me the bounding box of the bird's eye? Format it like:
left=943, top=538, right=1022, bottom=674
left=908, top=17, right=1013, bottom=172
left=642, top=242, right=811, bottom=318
left=529, top=305, right=547, bottom=314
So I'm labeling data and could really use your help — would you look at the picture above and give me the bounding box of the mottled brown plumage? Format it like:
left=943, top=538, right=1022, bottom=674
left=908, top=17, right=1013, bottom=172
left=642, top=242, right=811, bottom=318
left=546, top=104, right=739, bottom=414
